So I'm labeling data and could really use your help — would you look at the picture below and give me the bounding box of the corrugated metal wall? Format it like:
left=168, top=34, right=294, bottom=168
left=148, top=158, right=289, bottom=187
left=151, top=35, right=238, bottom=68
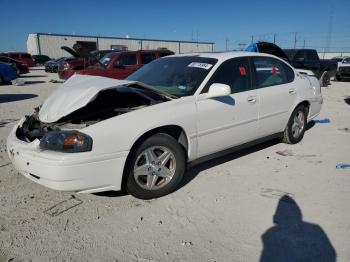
left=179, top=42, right=213, bottom=53
left=98, top=38, right=141, bottom=51
left=27, top=33, right=214, bottom=58
left=36, top=34, right=98, bottom=58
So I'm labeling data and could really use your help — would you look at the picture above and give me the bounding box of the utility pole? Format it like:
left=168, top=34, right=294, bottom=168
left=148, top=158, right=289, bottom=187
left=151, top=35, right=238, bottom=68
left=303, top=39, right=306, bottom=49
left=273, top=33, right=276, bottom=44
left=225, top=38, right=229, bottom=51
left=293, top=32, right=297, bottom=49
left=251, top=35, right=254, bottom=43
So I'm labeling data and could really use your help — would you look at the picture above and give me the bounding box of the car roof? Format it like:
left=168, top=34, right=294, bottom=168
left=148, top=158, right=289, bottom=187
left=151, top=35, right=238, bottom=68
left=172, top=51, right=284, bottom=62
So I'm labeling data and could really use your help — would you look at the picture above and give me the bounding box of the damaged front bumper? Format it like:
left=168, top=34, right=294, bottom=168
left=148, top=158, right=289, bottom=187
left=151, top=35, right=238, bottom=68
left=7, top=119, right=128, bottom=193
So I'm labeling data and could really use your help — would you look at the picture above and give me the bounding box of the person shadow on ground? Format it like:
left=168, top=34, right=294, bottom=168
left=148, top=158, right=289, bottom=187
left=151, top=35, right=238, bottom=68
left=260, top=195, right=336, bottom=262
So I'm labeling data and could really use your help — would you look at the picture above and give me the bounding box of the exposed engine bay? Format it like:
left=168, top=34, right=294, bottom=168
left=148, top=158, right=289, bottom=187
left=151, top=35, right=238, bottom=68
left=16, top=86, right=168, bottom=142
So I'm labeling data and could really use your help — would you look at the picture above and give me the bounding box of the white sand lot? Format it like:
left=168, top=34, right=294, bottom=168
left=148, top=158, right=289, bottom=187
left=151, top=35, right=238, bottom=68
left=0, top=70, right=349, bottom=261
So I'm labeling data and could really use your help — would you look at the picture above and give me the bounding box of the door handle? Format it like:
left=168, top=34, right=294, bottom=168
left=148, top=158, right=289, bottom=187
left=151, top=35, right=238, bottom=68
left=247, top=96, right=257, bottom=103
left=289, top=88, right=296, bottom=95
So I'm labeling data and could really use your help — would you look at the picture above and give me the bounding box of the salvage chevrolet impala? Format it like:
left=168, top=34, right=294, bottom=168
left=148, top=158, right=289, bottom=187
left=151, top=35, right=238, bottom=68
left=7, top=52, right=323, bottom=199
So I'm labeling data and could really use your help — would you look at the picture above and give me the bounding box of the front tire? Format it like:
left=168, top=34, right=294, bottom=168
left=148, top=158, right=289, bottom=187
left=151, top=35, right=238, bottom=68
left=282, top=105, right=308, bottom=144
left=126, top=133, right=186, bottom=199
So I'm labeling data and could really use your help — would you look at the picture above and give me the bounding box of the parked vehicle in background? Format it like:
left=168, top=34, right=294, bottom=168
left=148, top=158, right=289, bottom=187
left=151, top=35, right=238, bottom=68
left=283, top=49, right=337, bottom=86
left=45, top=57, right=74, bottom=73
left=32, top=55, right=51, bottom=66
left=0, top=56, right=29, bottom=74
left=0, top=62, right=18, bottom=85
left=58, top=47, right=115, bottom=80
left=0, top=52, right=34, bottom=67
left=91, top=50, right=114, bottom=60
left=335, top=56, right=350, bottom=81
left=7, top=52, right=322, bottom=199
left=75, top=49, right=174, bottom=80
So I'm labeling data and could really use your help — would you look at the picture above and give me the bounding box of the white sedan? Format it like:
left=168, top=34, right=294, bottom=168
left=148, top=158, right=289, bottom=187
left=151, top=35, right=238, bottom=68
left=7, top=52, right=322, bottom=199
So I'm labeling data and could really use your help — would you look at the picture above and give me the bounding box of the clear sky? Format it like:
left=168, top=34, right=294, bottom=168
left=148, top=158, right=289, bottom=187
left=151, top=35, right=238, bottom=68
left=1, top=0, right=349, bottom=52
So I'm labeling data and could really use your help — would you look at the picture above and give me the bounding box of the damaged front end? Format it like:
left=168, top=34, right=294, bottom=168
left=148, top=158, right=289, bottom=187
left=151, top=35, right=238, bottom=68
left=16, top=85, right=168, bottom=144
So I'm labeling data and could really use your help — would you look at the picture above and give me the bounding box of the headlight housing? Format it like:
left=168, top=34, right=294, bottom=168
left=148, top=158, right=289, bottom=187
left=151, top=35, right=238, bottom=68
left=40, top=131, right=93, bottom=153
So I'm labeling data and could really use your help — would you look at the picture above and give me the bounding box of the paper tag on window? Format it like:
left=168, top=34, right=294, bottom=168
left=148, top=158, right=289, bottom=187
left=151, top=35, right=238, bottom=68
left=188, top=62, right=213, bottom=70
left=239, top=66, right=246, bottom=75
left=272, top=67, right=279, bottom=74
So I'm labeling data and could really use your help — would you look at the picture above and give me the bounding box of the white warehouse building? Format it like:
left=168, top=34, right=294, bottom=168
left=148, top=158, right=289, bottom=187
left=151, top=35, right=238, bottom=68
left=27, top=33, right=214, bottom=58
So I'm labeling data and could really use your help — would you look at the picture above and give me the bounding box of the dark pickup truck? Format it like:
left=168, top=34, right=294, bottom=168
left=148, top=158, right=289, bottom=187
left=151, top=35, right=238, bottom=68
left=283, top=49, right=337, bottom=86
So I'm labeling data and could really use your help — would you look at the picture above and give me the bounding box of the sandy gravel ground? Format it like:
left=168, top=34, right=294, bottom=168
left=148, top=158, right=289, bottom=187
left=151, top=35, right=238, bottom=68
left=0, top=70, right=349, bottom=262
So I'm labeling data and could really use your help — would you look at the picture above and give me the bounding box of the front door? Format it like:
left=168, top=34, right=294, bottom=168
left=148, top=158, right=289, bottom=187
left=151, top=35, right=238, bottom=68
left=196, top=57, right=259, bottom=158
left=111, top=53, right=139, bottom=79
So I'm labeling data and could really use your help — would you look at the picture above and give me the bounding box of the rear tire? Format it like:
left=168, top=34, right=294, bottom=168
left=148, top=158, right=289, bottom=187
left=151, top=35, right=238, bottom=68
left=0, top=75, right=3, bottom=85
left=126, top=133, right=186, bottom=199
left=321, top=71, right=330, bottom=87
left=282, top=105, right=308, bottom=144
left=336, top=74, right=342, bottom=81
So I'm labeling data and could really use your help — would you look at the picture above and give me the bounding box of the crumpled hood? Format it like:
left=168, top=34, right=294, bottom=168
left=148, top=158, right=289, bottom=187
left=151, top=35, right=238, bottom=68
left=39, top=75, right=137, bottom=123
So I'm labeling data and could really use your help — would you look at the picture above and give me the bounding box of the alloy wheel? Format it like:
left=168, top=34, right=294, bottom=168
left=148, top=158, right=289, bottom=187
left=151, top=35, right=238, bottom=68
left=133, top=146, right=176, bottom=190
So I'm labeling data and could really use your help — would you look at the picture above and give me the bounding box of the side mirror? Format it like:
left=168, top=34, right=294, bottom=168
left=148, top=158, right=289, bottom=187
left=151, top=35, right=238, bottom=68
left=206, top=83, right=231, bottom=98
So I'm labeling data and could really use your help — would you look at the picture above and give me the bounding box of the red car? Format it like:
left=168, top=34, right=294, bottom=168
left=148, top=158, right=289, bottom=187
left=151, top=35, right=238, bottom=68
left=0, top=52, right=34, bottom=67
left=58, top=46, right=114, bottom=80
left=0, top=56, right=29, bottom=74
left=73, top=50, right=174, bottom=80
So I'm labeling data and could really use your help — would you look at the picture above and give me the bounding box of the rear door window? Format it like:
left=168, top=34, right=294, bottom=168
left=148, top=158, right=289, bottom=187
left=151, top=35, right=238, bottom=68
left=141, top=53, right=157, bottom=64
left=252, top=57, right=293, bottom=88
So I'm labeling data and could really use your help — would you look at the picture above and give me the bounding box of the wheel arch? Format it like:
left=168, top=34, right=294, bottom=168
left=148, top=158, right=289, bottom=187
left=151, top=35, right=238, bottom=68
left=120, top=125, right=189, bottom=191
left=289, top=99, right=311, bottom=117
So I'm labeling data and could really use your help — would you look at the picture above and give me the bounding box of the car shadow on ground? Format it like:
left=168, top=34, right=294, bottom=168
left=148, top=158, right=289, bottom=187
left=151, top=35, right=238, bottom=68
left=259, top=195, right=336, bottom=262
left=180, top=138, right=280, bottom=189
left=22, top=80, right=46, bottom=84
left=20, top=75, right=47, bottom=78
left=0, top=94, right=38, bottom=103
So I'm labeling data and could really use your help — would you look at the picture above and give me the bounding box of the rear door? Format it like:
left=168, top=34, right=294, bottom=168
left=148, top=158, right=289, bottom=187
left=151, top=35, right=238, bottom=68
left=252, top=56, right=297, bottom=137
left=196, top=57, right=259, bottom=157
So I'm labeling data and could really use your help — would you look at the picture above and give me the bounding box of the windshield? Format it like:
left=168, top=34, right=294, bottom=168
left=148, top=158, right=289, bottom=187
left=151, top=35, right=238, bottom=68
left=99, top=53, right=116, bottom=66
left=127, top=56, right=218, bottom=97
left=332, top=57, right=344, bottom=62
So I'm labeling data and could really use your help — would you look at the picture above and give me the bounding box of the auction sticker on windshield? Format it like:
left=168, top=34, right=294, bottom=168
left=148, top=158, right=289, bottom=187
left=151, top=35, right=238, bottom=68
left=188, top=62, right=213, bottom=70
